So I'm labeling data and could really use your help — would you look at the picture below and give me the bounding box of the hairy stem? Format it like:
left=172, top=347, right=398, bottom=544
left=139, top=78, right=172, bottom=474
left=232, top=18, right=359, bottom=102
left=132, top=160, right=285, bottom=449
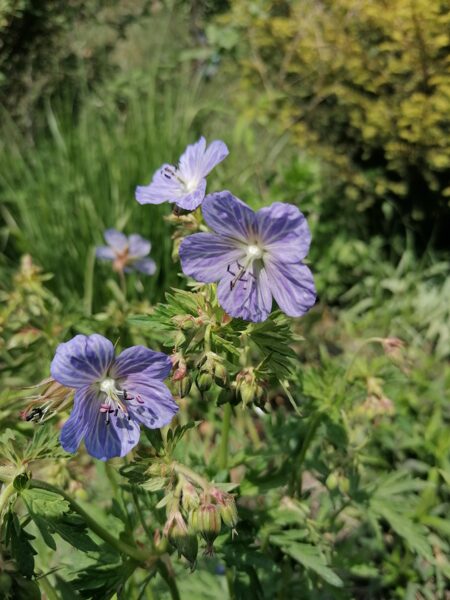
left=157, top=558, right=181, bottom=600
left=218, top=402, right=232, bottom=470
left=0, top=482, right=15, bottom=522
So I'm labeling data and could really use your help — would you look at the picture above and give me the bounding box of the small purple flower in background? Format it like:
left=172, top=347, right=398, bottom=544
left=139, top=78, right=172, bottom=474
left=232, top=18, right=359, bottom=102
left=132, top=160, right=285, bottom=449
left=179, top=191, right=316, bottom=322
left=135, top=137, right=229, bottom=211
left=51, top=334, right=178, bottom=460
left=96, top=229, right=156, bottom=275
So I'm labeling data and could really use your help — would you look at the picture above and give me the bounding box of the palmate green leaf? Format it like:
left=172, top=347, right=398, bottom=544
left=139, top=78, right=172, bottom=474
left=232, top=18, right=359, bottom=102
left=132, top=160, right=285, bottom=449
left=270, top=534, right=343, bottom=588
left=72, top=549, right=136, bottom=600
left=370, top=500, right=433, bottom=560
left=245, top=312, right=298, bottom=379
left=21, top=488, right=70, bottom=517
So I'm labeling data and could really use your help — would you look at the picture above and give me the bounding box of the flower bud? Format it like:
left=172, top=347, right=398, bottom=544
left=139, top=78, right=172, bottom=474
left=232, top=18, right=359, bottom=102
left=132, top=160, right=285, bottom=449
left=188, top=508, right=199, bottom=532
left=218, top=498, right=238, bottom=529
left=238, top=380, right=256, bottom=406
left=168, top=523, right=199, bottom=566
left=153, top=529, right=169, bottom=554
left=213, top=363, right=228, bottom=388
left=179, top=375, right=193, bottom=398
left=196, top=503, right=222, bottom=544
left=325, top=472, right=339, bottom=490
left=182, top=482, right=200, bottom=512
left=196, top=371, right=213, bottom=393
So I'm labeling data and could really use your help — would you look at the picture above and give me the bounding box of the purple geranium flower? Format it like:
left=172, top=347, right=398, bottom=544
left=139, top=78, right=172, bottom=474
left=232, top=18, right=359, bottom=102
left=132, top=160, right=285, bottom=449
left=50, top=334, right=178, bottom=460
left=96, top=229, right=156, bottom=275
left=179, top=191, right=316, bottom=322
left=135, top=137, right=229, bottom=211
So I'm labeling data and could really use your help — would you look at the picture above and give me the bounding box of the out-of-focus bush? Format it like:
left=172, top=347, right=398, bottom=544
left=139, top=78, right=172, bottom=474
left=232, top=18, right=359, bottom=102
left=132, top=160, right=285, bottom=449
left=216, top=0, right=450, bottom=243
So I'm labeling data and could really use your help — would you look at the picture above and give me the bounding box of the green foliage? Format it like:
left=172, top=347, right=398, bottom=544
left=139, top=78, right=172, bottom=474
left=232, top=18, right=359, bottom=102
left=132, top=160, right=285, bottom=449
left=217, top=0, right=450, bottom=241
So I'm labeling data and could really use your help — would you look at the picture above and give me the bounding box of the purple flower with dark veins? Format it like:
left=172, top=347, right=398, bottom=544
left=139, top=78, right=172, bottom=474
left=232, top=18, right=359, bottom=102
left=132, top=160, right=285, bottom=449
left=50, top=334, right=178, bottom=460
left=135, top=137, right=229, bottom=211
left=179, top=191, right=316, bottom=322
left=96, top=229, right=156, bottom=275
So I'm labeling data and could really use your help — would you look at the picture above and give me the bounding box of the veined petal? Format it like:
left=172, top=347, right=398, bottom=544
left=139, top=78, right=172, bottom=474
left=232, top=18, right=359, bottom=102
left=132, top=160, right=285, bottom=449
left=125, top=376, right=178, bottom=429
left=128, top=234, right=151, bottom=258
left=111, top=347, right=172, bottom=379
left=174, top=179, right=207, bottom=210
left=257, top=202, right=312, bottom=262
left=179, top=232, right=244, bottom=283
left=217, top=262, right=272, bottom=322
left=135, top=164, right=184, bottom=205
left=84, top=404, right=141, bottom=461
left=198, top=140, right=229, bottom=178
left=59, top=386, right=93, bottom=453
left=104, top=229, right=128, bottom=252
left=178, top=137, right=207, bottom=182
left=131, top=258, right=156, bottom=275
left=95, top=246, right=115, bottom=260
left=265, top=259, right=316, bottom=317
left=202, top=191, right=257, bottom=243
left=51, top=334, right=115, bottom=388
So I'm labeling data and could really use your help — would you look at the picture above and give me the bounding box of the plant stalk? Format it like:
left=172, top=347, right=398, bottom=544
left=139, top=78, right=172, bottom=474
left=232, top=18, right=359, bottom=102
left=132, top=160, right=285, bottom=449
left=218, top=402, right=232, bottom=470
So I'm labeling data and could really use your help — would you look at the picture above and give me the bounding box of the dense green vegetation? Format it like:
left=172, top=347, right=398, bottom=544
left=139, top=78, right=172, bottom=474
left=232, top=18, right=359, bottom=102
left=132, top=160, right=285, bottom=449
left=0, top=1, right=448, bottom=599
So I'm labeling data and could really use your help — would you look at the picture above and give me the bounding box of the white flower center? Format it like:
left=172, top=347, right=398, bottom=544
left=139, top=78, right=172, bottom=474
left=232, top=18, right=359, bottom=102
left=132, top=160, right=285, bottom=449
left=247, top=244, right=263, bottom=260
left=100, top=377, right=118, bottom=395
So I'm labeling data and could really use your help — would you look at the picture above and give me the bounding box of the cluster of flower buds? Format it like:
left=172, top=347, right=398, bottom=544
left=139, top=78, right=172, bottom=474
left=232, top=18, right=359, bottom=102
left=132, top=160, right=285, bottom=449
left=163, top=212, right=202, bottom=261
left=195, top=352, right=228, bottom=393
left=162, top=472, right=238, bottom=564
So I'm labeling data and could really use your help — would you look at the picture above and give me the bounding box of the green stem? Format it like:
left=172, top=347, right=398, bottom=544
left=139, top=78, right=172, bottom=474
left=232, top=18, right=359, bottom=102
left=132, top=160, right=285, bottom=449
left=218, top=402, right=232, bottom=470
left=0, top=482, right=15, bottom=521
left=38, top=575, right=59, bottom=600
left=29, top=480, right=153, bottom=563
left=157, top=558, right=181, bottom=600
left=118, top=269, right=127, bottom=300
left=172, top=462, right=210, bottom=491
left=131, top=485, right=153, bottom=542
left=289, top=411, right=323, bottom=497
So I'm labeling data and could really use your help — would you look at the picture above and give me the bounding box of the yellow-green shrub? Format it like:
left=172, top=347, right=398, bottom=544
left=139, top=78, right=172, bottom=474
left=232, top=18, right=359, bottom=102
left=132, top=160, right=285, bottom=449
left=219, top=0, right=450, bottom=231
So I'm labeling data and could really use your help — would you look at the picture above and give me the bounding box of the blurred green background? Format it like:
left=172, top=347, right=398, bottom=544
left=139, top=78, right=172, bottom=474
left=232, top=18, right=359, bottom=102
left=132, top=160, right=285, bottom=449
left=0, top=1, right=449, bottom=598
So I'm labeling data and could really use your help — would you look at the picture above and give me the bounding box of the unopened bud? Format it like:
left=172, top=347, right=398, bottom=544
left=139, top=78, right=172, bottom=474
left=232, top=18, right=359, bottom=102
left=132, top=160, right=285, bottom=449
left=168, top=522, right=198, bottom=565
left=197, top=503, right=222, bottom=544
left=179, top=375, right=193, bottom=398
left=325, top=472, right=339, bottom=491
left=182, top=482, right=200, bottom=512
left=153, top=529, right=169, bottom=553
left=238, top=380, right=255, bottom=406
left=196, top=371, right=213, bottom=393
left=213, top=363, right=228, bottom=387
left=188, top=508, right=199, bottom=532
left=338, top=476, right=350, bottom=494
left=218, top=499, right=238, bottom=529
